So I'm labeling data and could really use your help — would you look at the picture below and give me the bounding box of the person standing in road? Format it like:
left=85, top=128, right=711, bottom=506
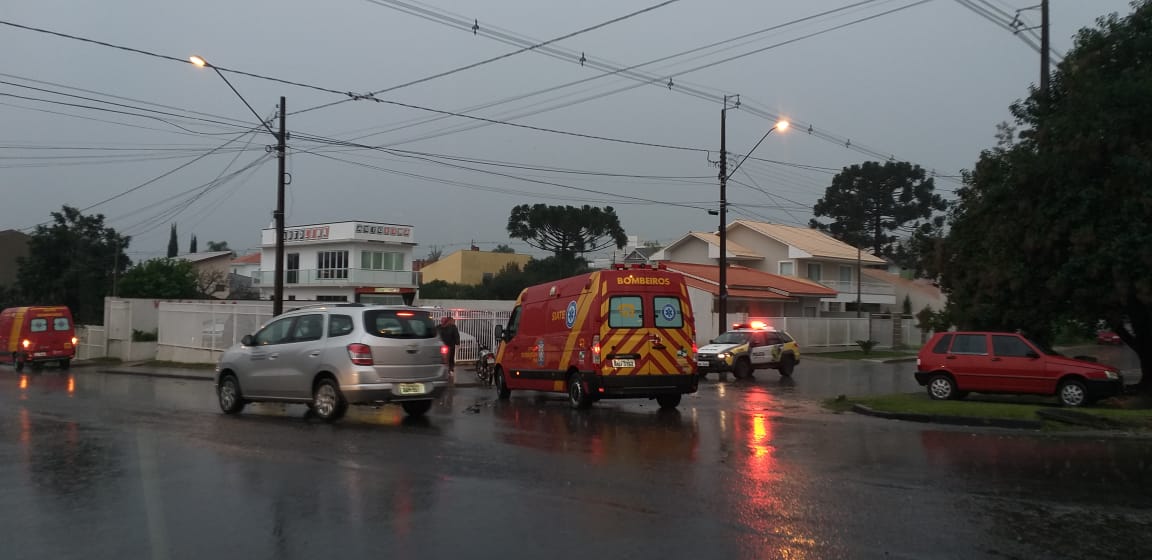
left=439, top=316, right=460, bottom=376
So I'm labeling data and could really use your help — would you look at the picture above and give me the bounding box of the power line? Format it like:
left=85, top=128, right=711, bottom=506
left=294, top=0, right=682, bottom=115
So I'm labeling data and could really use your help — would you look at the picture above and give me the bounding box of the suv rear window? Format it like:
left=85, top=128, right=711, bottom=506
left=364, top=310, right=436, bottom=339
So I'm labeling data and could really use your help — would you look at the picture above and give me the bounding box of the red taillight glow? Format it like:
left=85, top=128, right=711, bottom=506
left=591, top=335, right=601, bottom=365
left=71, top=337, right=78, bottom=346
left=21, top=339, right=30, bottom=349
left=692, top=342, right=698, bottom=354
left=396, top=312, right=414, bottom=317
left=440, top=345, right=449, bottom=355
left=347, top=343, right=374, bottom=366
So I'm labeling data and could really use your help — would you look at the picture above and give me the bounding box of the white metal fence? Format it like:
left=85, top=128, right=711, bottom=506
left=75, top=325, right=107, bottom=360
left=428, top=309, right=512, bottom=363
left=761, top=317, right=871, bottom=349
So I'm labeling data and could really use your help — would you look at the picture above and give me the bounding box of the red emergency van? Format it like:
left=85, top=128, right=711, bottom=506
left=492, top=263, right=699, bottom=409
left=0, top=306, right=78, bottom=371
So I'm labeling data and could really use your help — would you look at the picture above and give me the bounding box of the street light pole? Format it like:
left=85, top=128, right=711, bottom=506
left=190, top=55, right=286, bottom=315
left=717, top=101, right=788, bottom=332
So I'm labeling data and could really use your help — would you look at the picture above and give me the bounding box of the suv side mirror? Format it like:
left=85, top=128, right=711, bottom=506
left=494, top=325, right=504, bottom=342
left=241, top=334, right=255, bottom=346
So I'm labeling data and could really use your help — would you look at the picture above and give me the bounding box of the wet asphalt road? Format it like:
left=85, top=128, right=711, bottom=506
left=2, top=352, right=1150, bottom=560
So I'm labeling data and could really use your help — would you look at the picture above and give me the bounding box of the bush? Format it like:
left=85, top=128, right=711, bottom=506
left=132, top=329, right=158, bottom=342
left=856, top=339, right=879, bottom=354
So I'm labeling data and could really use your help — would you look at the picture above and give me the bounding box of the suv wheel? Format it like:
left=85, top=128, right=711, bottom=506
left=927, top=373, right=957, bottom=400
left=1058, top=379, right=1088, bottom=407
left=312, top=378, right=348, bottom=422
left=217, top=374, right=246, bottom=415
left=401, top=400, right=433, bottom=417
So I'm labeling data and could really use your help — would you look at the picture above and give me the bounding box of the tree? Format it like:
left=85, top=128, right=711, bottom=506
left=507, top=204, right=627, bottom=259
left=426, top=245, right=443, bottom=263
left=492, top=244, right=515, bottom=253
left=167, top=224, right=178, bottom=258
left=16, top=206, right=130, bottom=323
left=206, top=240, right=231, bottom=252
left=810, top=161, right=946, bottom=260
left=939, top=1, right=1152, bottom=394
left=117, top=259, right=198, bottom=299
left=189, top=234, right=198, bottom=254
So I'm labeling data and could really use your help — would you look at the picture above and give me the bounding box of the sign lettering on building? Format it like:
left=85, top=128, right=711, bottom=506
left=283, top=226, right=330, bottom=242
left=355, top=223, right=412, bottom=238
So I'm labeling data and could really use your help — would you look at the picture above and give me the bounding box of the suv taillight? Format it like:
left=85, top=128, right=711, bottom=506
left=347, top=343, right=374, bottom=366
left=440, top=345, right=449, bottom=363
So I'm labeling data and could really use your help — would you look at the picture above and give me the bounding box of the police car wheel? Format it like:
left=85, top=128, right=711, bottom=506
left=779, top=355, right=795, bottom=377
left=733, top=358, right=753, bottom=379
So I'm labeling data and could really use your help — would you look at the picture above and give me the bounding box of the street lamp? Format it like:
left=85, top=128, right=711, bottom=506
left=190, top=55, right=288, bottom=316
left=717, top=110, right=788, bottom=332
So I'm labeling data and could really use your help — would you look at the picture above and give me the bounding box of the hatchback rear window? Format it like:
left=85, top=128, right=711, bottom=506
left=931, top=334, right=954, bottom=354
left=364, top=310, right=436, bottom=339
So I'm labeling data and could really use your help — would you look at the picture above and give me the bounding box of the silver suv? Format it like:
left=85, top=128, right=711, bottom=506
left=214, top=304, right=449, bottom=421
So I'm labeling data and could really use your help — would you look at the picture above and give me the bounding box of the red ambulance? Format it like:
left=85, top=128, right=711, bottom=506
left=1, top=306, right=78, bottom=371
left=492, top=263, right=699, bottom=409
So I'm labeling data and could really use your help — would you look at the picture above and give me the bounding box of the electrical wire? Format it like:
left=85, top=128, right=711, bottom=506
left=295, top=0, right=682, bottom=115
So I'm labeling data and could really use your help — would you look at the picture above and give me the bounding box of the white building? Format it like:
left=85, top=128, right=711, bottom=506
left=254, top=221, right=419, bottom=304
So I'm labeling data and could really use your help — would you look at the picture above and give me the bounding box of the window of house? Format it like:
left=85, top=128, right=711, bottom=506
left=360, top=251, right=404, bottom=271
left=807, top=263, right=822, bottom=281
left=778, top=262, right=794, bottom=276
left=286, top=253, right=299, bottom=284
left=839, top=266, right=852, bottom=283
left=316, top=295, right=348, bottom=302
left=317, top=250, right=349, bottom=279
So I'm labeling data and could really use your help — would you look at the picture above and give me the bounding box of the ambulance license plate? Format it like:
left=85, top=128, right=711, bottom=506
left=397, top=383, right=426, bottom=395
left=33, top=352, right=47, bottom=357
left=611, top=358, right=636, bottom=368
left=697, top=360, right=709, bottom=367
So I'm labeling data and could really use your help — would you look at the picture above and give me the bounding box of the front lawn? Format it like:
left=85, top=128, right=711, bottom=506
left=823, top=392, right=1152, bottom=429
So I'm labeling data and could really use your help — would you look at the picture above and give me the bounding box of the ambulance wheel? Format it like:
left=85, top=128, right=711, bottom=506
left=733, top=358, right=753, bottom=379
left=656, top=393, right=682, bottom=409
left=30, top=361, right=44, bottom=372
left=59, top=359, right=71, bottom=370
left=779, top=355, right=795, bottom=377
left=567, top=372, right=593, bottom=410
left=494, top=367, right=511, bottom=400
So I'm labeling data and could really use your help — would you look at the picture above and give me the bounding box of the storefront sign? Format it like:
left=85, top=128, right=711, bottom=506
left=283, top=226, right=330, bottom=242
left=355, top=223, right=411, bottom=238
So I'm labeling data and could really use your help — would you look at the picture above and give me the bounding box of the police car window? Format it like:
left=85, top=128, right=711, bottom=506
left=714, top=332, right=749, bottom=344
left=778, top=332, right=794, bottom=343
left=53, top=317, right=71, bottom=331
left=328, top=314, right=354, bottom=338
left=29, top=318, right=48, bottom=332
left=764, top=333, right=782, bottom=345
left=609, top=296, right=644, bottom=328
left=653, top=297, right=683, bottom=328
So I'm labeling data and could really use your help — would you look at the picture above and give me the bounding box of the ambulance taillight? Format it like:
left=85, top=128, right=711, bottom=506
left=591, top=335, right=601, bottom=364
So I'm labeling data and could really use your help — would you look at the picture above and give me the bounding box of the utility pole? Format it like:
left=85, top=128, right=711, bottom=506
left=1040, top=0, right=1050, bottom=96
left=273, top=96, right=286, bottom=316
left=856, top=246, right=862, bottom=318
left=717, top=95, right=732, bottom=334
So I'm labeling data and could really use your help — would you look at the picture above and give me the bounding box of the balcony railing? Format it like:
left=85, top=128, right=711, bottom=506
left=250, top=268, right=417, bottom=287
left=816, top=279, right=895, bottom=296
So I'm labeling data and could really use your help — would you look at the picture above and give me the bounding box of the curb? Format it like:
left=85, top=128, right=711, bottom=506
left=98, top=368, right=214, bottom=382
left=851, top=403, right=1044, bottom=430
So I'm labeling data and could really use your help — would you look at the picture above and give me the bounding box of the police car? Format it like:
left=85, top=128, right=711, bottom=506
left=695, top=321, right=800, bottom=379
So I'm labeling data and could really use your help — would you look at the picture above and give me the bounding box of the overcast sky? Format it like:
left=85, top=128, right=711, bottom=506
left=0, top=0, right=1132, bottom=263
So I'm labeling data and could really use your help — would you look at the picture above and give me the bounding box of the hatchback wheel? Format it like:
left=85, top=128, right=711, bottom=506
left=927, top=373, right=956, bottom=400
left=312, top=378, right=348, bottom=422
left=1058, top=379, right=1088, bottom=407
left=401, top=400, right=433, bottom=417
left=217, top=374, right=246, bottom=415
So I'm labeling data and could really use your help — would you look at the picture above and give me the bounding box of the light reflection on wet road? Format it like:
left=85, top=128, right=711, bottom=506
left=1, top=361, right=1150, bottom=560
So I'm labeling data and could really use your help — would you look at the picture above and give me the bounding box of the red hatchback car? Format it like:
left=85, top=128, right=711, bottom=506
left=915, top=331, right=1124, bottom=407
